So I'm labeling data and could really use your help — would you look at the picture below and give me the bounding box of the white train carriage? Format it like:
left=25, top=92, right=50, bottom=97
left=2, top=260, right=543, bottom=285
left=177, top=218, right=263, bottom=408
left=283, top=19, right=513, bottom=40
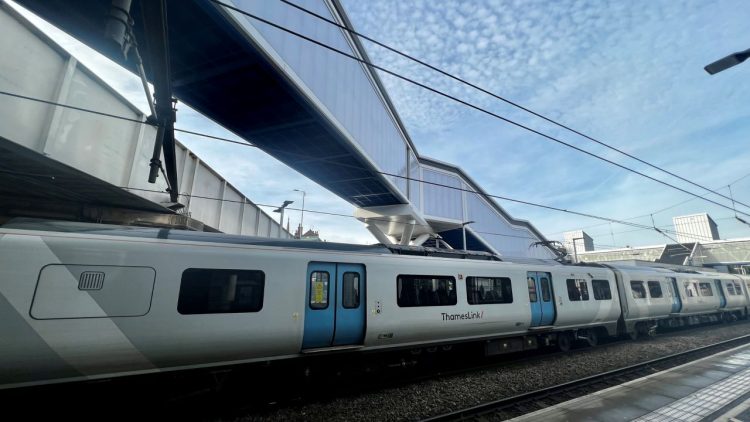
left=606, top=265, right=675, bottom=337
left=0, top=219, right=747, bottom=390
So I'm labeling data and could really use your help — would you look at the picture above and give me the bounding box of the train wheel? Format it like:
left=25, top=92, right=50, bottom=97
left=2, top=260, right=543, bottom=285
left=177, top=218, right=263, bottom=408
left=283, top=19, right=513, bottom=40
left=586, top=330, right=599, bottom=347
left=628, top=329, right=639, bottom=341
left=557, top=332, right=572, bottom=352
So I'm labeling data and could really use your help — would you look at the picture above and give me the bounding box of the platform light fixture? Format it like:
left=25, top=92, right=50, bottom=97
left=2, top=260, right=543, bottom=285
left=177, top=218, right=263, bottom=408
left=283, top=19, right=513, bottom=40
left=293, top=189, right=306, bottom=239
left=273, top=200, right=294, bottom=228
left=705, top=48, right=750, bottom=75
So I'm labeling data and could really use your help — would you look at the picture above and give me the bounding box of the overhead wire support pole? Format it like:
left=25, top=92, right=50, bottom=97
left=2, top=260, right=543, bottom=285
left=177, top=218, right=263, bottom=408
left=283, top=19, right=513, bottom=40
left=140, top=0, right=179, bottom=205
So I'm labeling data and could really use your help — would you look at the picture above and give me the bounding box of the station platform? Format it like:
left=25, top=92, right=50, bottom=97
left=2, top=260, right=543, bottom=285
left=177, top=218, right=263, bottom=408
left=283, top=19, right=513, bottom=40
left=511, top=343, right=750, bottom=421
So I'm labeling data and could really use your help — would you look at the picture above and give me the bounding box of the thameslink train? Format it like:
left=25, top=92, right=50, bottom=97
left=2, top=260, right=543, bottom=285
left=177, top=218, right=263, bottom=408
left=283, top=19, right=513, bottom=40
left=1, top=219, right=749, bottom=389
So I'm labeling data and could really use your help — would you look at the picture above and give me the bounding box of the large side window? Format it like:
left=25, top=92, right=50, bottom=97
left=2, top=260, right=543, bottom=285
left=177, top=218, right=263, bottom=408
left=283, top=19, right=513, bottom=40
left=310, top=271, right=330, bottom=309
left=178, top=268, right=264, bottom=314
left=397, top=275, right=456, bottom=307
left=540, top=276, right=551, bottom=302
left=566, top=279, right=589, bottom=301
left=727, top=282, right=736, bottom=296
left=647, top=281, right=663, bottom=298
left=699, top=282, right=713, bottom=296
left=342, top=272, right=360, bottom=309
left=467, top=277, right=513, bottom=304
left=631, top=281, right=646, bottom=299
left=592, top=279, right=612, bottom=300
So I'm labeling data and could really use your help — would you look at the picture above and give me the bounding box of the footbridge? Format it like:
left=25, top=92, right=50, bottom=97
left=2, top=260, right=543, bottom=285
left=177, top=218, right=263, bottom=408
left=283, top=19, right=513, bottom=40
left=13, top=0, right=555, bottom=258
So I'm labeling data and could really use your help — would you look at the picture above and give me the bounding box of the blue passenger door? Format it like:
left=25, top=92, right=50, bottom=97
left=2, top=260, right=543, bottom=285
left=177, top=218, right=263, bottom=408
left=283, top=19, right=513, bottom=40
left=528, top=271, right=556, bottom=327
left=715, top=280, right=727, bottom=308
left=302, top=262, right=366, bottom=349
left=669, top=277, right=682, bottom=313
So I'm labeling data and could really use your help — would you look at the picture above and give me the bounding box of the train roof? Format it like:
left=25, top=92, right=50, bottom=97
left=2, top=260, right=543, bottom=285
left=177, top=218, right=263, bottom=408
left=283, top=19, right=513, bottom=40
left=0, top=219, right=521, bottom=262
left=2, top=219, right=391, bottom=254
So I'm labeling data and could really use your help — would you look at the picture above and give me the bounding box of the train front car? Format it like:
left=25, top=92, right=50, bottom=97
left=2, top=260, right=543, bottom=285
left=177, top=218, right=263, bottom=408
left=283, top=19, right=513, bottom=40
left=0, top=220, right=310, bottom=389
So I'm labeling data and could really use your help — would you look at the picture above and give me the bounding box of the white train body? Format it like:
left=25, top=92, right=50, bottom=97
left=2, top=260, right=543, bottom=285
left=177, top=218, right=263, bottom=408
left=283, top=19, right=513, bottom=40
left=0, top=220, right=747, bottom=389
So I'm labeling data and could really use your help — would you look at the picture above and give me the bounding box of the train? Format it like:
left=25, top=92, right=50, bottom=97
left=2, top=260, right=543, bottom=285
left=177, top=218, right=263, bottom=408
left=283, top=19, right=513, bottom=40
left=1, top=218, right=749, bottom=389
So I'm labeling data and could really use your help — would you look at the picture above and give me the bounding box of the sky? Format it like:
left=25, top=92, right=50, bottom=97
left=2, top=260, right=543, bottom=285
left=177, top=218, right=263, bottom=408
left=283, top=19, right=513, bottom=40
left=10, top=0, right=750, bottom=249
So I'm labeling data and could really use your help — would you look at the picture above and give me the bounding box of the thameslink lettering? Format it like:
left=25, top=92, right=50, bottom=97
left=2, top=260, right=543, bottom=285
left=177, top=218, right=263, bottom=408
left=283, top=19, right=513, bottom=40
left=441, top=311, right=484, bottom=321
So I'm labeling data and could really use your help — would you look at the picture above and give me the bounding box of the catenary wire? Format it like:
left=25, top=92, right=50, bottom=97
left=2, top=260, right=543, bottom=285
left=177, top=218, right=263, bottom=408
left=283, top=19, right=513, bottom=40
left=0, top=161, right=718, bottom=248
left=276, top=0, right=750, bottom=212
left=546, top=171, right=750, bottom=237
left=208, top=0, right=750, bottom=218
left=0, top=89, right=741, bottom=244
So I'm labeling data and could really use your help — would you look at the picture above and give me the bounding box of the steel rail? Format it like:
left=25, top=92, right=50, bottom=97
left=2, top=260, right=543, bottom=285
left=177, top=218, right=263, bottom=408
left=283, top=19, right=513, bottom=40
left=422, top=333, right=750, bottom=421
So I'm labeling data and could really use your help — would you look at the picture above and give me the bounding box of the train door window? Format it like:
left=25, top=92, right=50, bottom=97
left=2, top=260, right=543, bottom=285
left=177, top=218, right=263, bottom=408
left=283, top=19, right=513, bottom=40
left=310, top=271, right=330, bottom=309
left=727, top=282, right=736, bottom=296
left=540, top=276, right=551, bottom=301
left=647, top=281, right=663, bottom=298
left=734, top=281, right=743, bottom=295
left=342, top=272, right=360, bottom=308
left=566, top=279, right=589, bottom=301
left=631, top=281, right=646, bottom=299
left=466, top=277, right=513, bottom=304
left=397, top=275, right=456, bottom=307
left=592, top=280, right=612, bottom=300
left=527, top=277, right=538, bottom=302
left=178, top=269, right=265, bottom=314
left=698, top=282, right=713, bottom=296
left=684, top=282, right=696, bottom=297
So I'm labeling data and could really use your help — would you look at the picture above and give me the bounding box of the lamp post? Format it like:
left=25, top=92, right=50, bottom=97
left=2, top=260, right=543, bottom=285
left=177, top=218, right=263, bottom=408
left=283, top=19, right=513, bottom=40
left=461, top=221, right=475, bottom=252
left=272, top=200, right=294, bottom=229
left=293, top=189, right=306, bottom=239
left=705, top=48, right=750, bottom=75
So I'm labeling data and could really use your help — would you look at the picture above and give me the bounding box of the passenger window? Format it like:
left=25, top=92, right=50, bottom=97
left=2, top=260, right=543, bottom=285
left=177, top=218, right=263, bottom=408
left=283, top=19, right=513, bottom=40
left=397, top=275, right=456, bottom=307
left=684, top=282, right=695, bottom=297
left=734, top=281, right=743, bottom=295
left=342, top=272, right=360, bottom=309
left=727, top=283, right=736, bottom=295
left=310, top=271, right=330, bottom=309
left=178, top=268, right=264, bottom=314
left=647, top=281, right=663, bottom=298
left=592, top=279, right=612, bottom=300
left=528, top=277, right=538, bottom=302
left=566, top=279, right=589, bottom=301
left=699, top=282, right=713, bottom=296
left=540, top=277, right=551, bottom=302
left=466, top=277, right=513, bottom=304
left=631, top=281, right=646, bottom=299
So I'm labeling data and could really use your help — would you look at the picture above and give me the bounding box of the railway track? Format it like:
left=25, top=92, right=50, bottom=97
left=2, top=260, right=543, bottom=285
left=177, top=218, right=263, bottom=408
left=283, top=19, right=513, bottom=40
left=422, top=333, right=750, bottom=422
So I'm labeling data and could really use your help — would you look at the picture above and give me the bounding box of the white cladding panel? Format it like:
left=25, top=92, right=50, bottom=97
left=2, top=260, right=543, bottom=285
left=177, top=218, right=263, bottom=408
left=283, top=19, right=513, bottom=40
left=219, top=188, right=243, bottom=234
left=241, top=204, right=259, bottom=236
left=0, top=7, right=65, bottom=150
left=258, top=213, right=271, bottom=237
left=189, top=165, right=223, bottom=228
left=422, top=168, right=463, bottom=221
left=49, top=69, right=139, bottom=187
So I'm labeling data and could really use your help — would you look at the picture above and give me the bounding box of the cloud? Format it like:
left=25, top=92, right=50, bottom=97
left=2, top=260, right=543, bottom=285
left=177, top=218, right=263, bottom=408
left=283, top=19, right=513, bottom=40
left=342, top=0, right=750, bottom=247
